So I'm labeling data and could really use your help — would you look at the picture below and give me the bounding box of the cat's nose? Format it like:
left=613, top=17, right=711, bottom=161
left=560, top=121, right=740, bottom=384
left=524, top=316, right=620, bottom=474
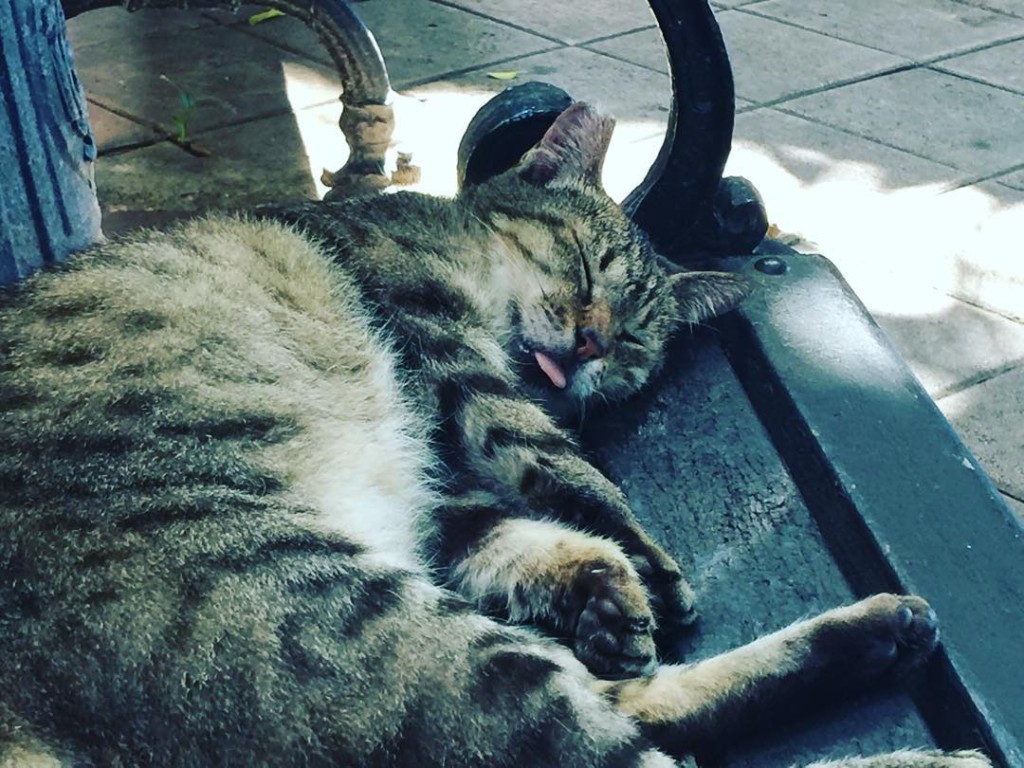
left=575, top=327, right=606, bottom=360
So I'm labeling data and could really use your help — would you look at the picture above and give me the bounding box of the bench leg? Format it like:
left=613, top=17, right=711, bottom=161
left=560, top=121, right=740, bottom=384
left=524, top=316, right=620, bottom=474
left=0, top=0, right=103, bottom=285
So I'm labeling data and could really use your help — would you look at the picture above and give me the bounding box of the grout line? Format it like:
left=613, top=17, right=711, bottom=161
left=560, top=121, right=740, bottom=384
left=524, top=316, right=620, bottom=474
left=201, top=8, right=387, bottom=77
left=215, top=5, right=564, bottom=94
left=735, top=6, right=914, bottom=60
left=85, top=97, right=172, bottom=147
left=230, top=23, right=335, bottom=71
left=1001, top=489, right=1024, bottom=505
left=736, top=7, right=1024, bottom=65
left=937, top=291, right=1024, bottom=328
left=575, top=45, right=668, bottom=77
left=767, top=101, right=967, bottom=180
left=101, top=94, right=340, bottom=154
left=740, top=61, right=918, bottom=110
left=940, top=160, right=1024, bottom=193
left=922, top=32, right=1024, bottom=66
left=97, top=140, right=165, bottom=158
left=575, top=24, right=659, bottom=47
left=948, top=0, right=1024, bottom=21
left=97, top=138, right=180, bottom=159
left=928, top=61, right=1024, bottom=99
left=390, top=44, right=566, bottom=90
left=427, top=0, right=569, bottom=45
left=88, top=91, right=313, bottom=146
left=186, top=107, right=318, bottom=138
left=935, top=361, right=1024, bottom=401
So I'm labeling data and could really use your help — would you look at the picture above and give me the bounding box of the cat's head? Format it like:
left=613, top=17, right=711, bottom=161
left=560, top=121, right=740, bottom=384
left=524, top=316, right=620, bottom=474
left=462, top=102, right=749, bottom=420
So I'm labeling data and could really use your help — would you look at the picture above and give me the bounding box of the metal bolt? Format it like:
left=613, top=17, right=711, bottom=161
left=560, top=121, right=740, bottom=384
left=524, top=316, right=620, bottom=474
left=754, top=256, right=788, bottom=276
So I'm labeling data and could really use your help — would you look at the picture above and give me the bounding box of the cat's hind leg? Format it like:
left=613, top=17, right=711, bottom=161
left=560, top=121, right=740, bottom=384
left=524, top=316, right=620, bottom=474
left=594, top=594, right=967, bottom=758
left=435, top=489, right=667, bottom=677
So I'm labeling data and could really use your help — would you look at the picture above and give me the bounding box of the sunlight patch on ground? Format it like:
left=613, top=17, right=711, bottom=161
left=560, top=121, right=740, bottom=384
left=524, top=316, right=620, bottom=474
left=281, top=68, right=1020, bottom=323
left=726, top=139, right=1024, bottom=321
left=392, top=84, right=667, bottom=201
left=283, top=69, right=669, bottom=203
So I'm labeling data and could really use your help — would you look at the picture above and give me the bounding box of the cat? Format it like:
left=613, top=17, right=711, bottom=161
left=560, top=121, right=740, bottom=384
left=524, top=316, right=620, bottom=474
left=0, top=102, right=990, bottom=767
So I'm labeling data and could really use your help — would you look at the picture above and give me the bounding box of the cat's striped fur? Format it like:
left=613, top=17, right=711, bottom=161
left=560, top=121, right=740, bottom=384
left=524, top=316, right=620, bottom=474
left=0, top=104, right=988, bottom=767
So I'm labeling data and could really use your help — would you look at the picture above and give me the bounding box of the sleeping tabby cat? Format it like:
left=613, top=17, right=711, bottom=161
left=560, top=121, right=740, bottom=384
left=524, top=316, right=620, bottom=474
left=0, top=103, right=989, bottom=767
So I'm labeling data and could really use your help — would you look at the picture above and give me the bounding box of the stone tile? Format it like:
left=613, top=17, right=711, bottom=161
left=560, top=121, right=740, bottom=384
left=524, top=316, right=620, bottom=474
left=940, top=366, right=1024, bottom=500
left=782, top=69, right=1024, bottom=175
left=86, top=100, right=164, bottom=155
left=73, top=22, right=340, bottom=135
left=936, top=38, right=1024, bottom=95
left=715, top=10, right=906, bottom=104
left=94, top=102, right=346, bottom=215
left=874, top=295, right=1024, bottom=399
left=585, top=26, right=667, bottom=74
left=446, top=46, right=672, bottom=124
left=243, top=0, right=554, bottom=88
left=439, top=0, right=657, bottom=45
left=714, top=0, right=770, bottom=6
left=747, top=0, right=1024, bottom=60
left=65, top=6, right=215, bottom=49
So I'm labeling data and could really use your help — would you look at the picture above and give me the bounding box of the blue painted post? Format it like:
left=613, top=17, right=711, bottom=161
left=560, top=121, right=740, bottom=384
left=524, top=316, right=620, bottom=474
left=0, top=0, right=102, bottom=286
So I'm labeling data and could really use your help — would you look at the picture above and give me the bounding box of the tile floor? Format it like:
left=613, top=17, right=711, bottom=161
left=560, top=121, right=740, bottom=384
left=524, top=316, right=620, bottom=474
left=65, top=0, right=1024, bottom=521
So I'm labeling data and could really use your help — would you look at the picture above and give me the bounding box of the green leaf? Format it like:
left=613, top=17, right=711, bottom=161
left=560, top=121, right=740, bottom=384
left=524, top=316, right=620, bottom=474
left=172, top=115, right=188, bottom=142
left=486, top=70, right=519, bottom=81
left=249, top=8, right=285, bottom=25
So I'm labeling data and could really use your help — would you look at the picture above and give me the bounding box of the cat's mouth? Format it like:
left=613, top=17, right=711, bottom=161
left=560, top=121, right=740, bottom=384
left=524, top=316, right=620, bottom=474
left=515, top=341, right=582, bottom=396
left=532, top=349, right=569, bottom=389
left=509, top=307, right=592, bottom=401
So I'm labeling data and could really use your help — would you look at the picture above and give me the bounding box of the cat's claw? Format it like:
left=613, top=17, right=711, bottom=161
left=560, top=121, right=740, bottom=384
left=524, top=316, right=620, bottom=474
left=573, top=566, right=657, bottom=678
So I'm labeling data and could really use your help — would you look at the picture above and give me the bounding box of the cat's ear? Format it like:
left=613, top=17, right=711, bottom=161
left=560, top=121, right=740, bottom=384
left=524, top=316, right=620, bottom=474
left=670, top=271, right=751, bottom=325
left=518, top=102, right=615, bottom=186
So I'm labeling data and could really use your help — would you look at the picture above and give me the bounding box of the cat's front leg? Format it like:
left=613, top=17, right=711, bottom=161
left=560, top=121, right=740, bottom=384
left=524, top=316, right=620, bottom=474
left=447, top=379, right=697, bottom=631
left=593, top=594, right=940, bottom=752
left=434, top=488, right=658, bottom=677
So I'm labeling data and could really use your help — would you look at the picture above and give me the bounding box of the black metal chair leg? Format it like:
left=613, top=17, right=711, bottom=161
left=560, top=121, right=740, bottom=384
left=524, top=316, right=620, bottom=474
left=455, top=0, right=767, bottom=261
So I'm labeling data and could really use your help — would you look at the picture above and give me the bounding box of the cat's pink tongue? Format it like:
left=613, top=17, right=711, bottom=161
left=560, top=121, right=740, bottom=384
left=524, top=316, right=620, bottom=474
left=533, top=350, right=567, bottom=389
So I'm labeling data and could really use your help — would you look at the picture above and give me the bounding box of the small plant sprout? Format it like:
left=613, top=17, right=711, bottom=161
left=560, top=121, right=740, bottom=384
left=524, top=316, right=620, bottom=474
left=160, top=74, right=197, bottom=145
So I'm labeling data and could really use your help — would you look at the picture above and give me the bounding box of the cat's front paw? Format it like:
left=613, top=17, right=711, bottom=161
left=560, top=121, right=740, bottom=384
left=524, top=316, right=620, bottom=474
left=812, top=594, right=938, bottom=680
left=628, top=548, right=697, bottom=631
left=573, top=562, right=657, bottom=679
left=448, top=518, right=658, bottom=676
